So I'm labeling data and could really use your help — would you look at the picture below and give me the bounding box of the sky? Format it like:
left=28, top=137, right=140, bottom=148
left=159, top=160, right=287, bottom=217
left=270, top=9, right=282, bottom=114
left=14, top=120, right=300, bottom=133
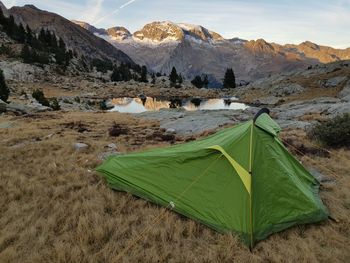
left=2, top=0, right=350, bottom=48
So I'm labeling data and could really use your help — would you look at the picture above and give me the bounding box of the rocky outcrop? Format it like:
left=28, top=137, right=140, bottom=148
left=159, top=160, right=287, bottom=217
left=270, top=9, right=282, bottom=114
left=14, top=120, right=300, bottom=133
left=133, top=21, right=184, bottom=42
left=137, top=108, right=258, bottom=135
left=321, top=76, right=348, bottom=88
left=106, top=27, right=131, bottom=40
left=275, top=97, right=350, bottom=119
left=0, top=61, right=45, bottom=82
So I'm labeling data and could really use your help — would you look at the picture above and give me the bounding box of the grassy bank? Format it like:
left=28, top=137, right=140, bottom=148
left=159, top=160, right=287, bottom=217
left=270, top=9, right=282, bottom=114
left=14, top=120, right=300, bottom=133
left=0, top=112, right=349, bottom=262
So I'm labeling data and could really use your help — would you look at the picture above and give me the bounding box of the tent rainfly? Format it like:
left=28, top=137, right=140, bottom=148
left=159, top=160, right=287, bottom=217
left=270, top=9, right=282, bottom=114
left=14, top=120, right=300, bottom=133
left=96, top=109, right=328, bottom=247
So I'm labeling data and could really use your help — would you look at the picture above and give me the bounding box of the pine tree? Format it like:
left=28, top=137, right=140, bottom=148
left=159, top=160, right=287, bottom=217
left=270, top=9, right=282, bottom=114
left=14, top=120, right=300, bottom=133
left=140, top=65, right=148, bottom=83
left=0, top=69, right=10, bottom=102
left=17, top=23, right=26, bottom=43
left=50, top=32, right=58, bottom=50
left=0, top=8, right=5, bottom=25
left=3, top=15, right=16, bottom=37
left=58, top=37, right=66, bottom=51
left=119, top=63, right=131, bottom=81
left=25, top=25, right=34, bottom=45
left=151, top=73, right=156, bottom=84
left=191, top=75, right=203, bottom=89
left=178, top=74, right=183, bottom=84
left=111, top=67, right=122, bottom=82
left=203, top=75, right=209, bottom=88
left=21, top=44, right=32, bottom=63
left=38, top=28, right=46, bottom=46
left=169, top=67, right=178, bottom=84
left=223, top=68, right=236, bottom=89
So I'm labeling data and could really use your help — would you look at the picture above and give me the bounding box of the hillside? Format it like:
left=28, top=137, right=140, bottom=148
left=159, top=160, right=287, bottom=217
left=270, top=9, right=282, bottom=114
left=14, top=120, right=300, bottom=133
left=1, top=2, right=134, bottom=65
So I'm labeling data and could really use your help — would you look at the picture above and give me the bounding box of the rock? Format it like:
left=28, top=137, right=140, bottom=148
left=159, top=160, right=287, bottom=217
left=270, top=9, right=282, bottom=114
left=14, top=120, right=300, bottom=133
left=45, top=134, right=54, bottom=139
left=106, top=143, right=117, bottom=149
left=252, top=96, right=281, bottom=106
left=26, top=101, right=52, bottom=112
left=327, top=102, right=350, bottom=116
left=105, top=101, right=115, bottom=110
left=308, top=168, right=335, bottom=184
left=0, top=99, right=6, bottom=113
left=274, top=97, right=343, bottom=120
left=6, top=103, right=28, bottom=115
left=276, top=119, right=314, bottom=130
left=97, top=151, right=121, bottom=161
left=0, top=60, right=45, bottom=82
left=137, top=108, right=258, bottom=136
left=73, top=143, right=89, bottom=151
left=271, top=83, right=304, bottom=97
left=165, top=128, right=176, bottom=134
left=322, top=76, right=348, bottom=88
left=339, top=80, right=350, bottom=100
left=19, top=94, right=28, bottom=100
left=341, top=95, right=350, bottom=102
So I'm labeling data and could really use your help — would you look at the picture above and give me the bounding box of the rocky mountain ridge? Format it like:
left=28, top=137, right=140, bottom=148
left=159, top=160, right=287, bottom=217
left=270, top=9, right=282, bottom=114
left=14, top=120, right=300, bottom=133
left=74, top=20, right=350, bottom=86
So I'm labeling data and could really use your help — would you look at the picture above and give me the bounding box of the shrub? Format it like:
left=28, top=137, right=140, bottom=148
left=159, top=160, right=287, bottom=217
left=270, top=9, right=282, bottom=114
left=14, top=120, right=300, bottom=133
left=50, top=98, right=61, bottom=111
left=109, top=122, right=128, bottom=137
left=307, top=113, right=350, bottom=148
left=99, top=100, right=108, bottom=110
left=32, top=89, right=50, bottom=107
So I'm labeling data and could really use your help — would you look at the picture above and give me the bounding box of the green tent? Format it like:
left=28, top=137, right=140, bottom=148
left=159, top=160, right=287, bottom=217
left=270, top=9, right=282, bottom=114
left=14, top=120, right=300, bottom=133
left=96, top=111, right=328, bottom=247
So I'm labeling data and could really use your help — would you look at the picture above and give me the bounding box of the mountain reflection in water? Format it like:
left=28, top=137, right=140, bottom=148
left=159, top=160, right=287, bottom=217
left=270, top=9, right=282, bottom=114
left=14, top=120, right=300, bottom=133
left=109, top=97, right=248, bottom=113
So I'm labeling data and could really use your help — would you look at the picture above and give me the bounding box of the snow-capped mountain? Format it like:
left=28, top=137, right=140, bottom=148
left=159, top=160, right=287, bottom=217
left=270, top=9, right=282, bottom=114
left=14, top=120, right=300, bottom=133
left=73, top=20, right=350, bottom=87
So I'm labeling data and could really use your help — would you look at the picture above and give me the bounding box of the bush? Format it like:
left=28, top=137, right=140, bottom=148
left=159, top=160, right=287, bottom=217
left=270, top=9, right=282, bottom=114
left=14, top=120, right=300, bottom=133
left=307, top=113, right=350, bottom=148
left=109, top=122, right=128, bottom=137
left=50, top=98, right=61, bottom=111
left=32, top=89, right=50, bottom=107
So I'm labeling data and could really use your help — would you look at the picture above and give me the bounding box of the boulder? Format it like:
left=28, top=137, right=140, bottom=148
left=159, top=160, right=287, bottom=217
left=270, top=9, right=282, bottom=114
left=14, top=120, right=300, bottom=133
left=106, top=143, right=117, bottom=150
left=322, top=76, right=348, bottom=88
left=73, top=142, right=89, bottom=151
left=166, top=128, right=176, bottom=134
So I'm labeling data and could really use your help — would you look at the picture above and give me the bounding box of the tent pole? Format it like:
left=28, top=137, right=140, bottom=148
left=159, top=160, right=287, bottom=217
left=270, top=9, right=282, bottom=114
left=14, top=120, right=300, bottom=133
left=249, top=121, right=254, bottom=250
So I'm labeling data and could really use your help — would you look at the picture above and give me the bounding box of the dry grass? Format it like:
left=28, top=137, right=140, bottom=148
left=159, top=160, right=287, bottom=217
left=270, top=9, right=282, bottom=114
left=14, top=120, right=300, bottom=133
left=0, top=112, right=349, bottom=263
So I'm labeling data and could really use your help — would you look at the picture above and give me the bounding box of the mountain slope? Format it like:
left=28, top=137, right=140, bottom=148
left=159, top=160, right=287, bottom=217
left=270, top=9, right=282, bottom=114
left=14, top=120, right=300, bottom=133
left=74, top=20, right=350, bottom=86
left=5, top=3, right=134, bottom=65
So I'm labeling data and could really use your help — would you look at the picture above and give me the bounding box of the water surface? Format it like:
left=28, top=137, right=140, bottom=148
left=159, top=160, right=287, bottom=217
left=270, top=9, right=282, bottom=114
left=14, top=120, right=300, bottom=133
left=109, top=97, right=248, bottom=113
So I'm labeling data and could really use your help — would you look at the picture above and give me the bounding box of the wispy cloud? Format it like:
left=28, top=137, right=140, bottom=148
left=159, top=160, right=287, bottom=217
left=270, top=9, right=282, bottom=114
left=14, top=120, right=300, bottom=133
left=93, top=0, right=138, bottom=25
left=79, top=0, right=104, bottom=24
